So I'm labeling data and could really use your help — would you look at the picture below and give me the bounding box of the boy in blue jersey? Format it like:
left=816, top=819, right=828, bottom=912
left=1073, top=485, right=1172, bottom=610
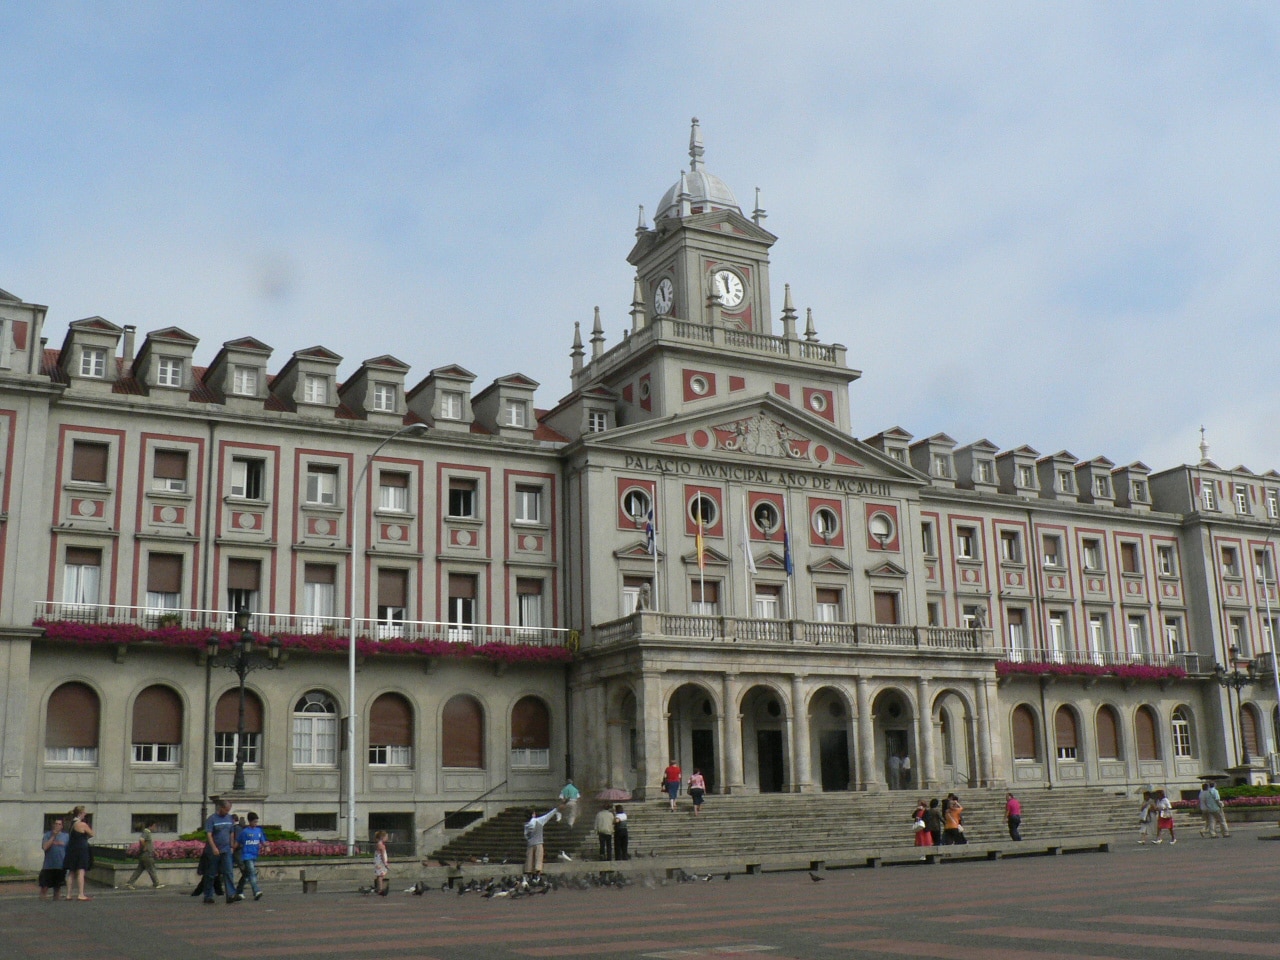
left=235, top=812, right=267, bottom=901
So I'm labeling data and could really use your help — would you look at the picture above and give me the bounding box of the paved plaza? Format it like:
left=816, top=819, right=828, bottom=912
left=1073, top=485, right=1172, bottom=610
left=4, top=825, right=1279, bottom=960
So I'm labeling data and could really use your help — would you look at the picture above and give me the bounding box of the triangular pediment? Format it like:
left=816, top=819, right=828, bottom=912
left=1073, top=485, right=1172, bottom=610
left=147, top=326, right=199, bottom=345
left=70, top=316, right=122, bottom=334
left=808, top=556, right=853, bottom=575
left=429, top=364, right=477, bottom=382
left=615, top=540, right=663, bottom=560
left=755, top=550, right=786, bottom=570
left=294, top=345, right=343, bottom=363
left=683, top=207, right=778, bottom=244
left=682, top=546, right=729, bottom=567
left=496, top=372, right=540, bottom=389
left=587, top=394, right=926, bottom=484
left=222, top=336, right=273, bottom=354
left=362, top=354, right=411, bottom=371
left=866, top=560, right=908, bottom=579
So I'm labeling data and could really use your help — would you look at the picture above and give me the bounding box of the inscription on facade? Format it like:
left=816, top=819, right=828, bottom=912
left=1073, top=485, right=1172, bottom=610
left=622, top=454, right=890, bottom=496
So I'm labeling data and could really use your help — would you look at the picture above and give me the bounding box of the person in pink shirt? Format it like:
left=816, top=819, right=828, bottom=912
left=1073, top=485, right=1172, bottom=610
left=1005, top=792, right=1023, bottom=841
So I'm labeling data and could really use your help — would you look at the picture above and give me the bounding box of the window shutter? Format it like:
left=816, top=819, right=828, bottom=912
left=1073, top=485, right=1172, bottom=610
left=46, top=682, right=100, bottom=748
left=510, top=696, right=550, bottom=749
left=132, top=685, right=183, bottom=744
left=1012, top=705, right=1036, bottom=759
left=215, top=689, right=263, bottom=734
left=873, top=591, right=899, bottom=625
left=66, top=547, right=101, bottom=567
left=1135, top=706, right=1159, bottom=760
left=1096, top=707, right=1119, bottom=759
left=378, top=569, right=408, bottom=608
left=1240, top=706, right=1260, bottom=759
left=1055, top=707, right=1078, bottom=750
left=691, top=581, right=719, bottom=604
left=816, top=588, right=840, bottom=606
left=304, top=563, right=336, bottom=585
left=153, top=450, right=188, bottom=480
left=227, top=559, right=261, bottom=591
left=146, top=554, right=183, bottom=594
left=380, top=471, right=408, bottom=489
left=442, top=695, right=484, bottom=768
left=369, top=693, right=412, bottom=747
left=516, top=578, right=542, bottom=596
left=70, top=441, right=109, bottom=483
left=448, top=574, right=477, bottom=600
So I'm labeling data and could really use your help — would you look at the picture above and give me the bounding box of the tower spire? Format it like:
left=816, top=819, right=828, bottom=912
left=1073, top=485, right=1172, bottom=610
left=590, top=306, right=605, bottom=359
left=630, top=275, right=646, bottom=333
left=570, top=321, right=584, bottom=374
left=752, top=186, right=767, bottom=225
left=1199, top=425, right=1209, bottom=464
left=688, top=117, right=704, bottom=172
left=781, top=284, right=798, bottom=340
left=804, top=307, right=818, bottom=342
left=635, top=204, right=647, bottom=237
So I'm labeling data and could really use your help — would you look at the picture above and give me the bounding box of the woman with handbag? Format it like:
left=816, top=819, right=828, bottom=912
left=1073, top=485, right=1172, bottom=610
left=913, top=799, right=932, bottom=846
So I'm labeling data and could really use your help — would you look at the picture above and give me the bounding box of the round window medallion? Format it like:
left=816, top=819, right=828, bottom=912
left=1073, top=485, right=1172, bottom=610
left=77, top=499, right=96, bottom=517
left=689, top=375, right=710, bottom=396
left=692, top=429, right=711, bottom=449
left=237, top=512, right=255, bottom=530
left=809, top=392, right=828, bottom=412
left=639, top=380, right=651, bottom=400
left=386, top=524, right=403, bottom=542
left=813, top=444, right=830, bottom=464
left=458, top=530, right=473, bottom=547
left=520, top=535, right=532, bottom=550
left=159, top=505, right=178, bottom=523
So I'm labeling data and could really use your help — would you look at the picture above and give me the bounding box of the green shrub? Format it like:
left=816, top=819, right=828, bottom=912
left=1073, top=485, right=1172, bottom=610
left=1220, top=784, right=1280, bottom=800
left=180, top=827, right=303, bottom=843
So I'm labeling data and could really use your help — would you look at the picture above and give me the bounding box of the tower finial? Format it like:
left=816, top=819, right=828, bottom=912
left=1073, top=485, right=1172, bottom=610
left=590, top=306, right=605, bottom=359
left=804, top=307, right=818, bottom=342
left=636, top=204, right=647, bottom=237
left=752, top=187, right=767, bottom=225
left=781, top=284, right=797, bottom=341
left=571, top=321, right=584, bottom=374
left=1199, top=425, right=1209, bottom=464
left=688, top=117, right=704, bottom=172
left=630, top=275, right=647, bottom=333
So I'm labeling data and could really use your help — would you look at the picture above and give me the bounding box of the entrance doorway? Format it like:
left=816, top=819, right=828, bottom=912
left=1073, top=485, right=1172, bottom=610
left=819, top=729, right=850, bottom=791
left=691, top=728, right=716, bottom=793
left=757, top=729, right=785, bottom=792
left=885, top=729, right=909, bottom=790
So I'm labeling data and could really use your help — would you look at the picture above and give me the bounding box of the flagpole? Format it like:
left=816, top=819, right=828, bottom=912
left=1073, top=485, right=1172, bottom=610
left=697, top=518, right=706, bottom=612
left=782, top=496, right=795, bottom=618
left=741, top=494, right=750, bottom=616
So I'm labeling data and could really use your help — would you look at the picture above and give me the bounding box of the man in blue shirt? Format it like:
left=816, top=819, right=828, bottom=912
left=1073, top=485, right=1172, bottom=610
left=203, top=799, right=239, bottom=904
left=39, top=818, right=68, bottom=899
left=235, top=812, right=267, bottom=901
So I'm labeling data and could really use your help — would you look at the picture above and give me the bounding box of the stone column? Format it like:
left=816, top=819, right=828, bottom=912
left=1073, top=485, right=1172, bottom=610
left=915, top=676, right=935, bottom=789
left=721, top=673, right=744, bottom=794
left=791, top=674, right=812, bottom=793
left=975, top=677, right=994, bottom=786
left=636, top=671, right=666, bottom=799
left=856, top=675, right=879, bottom=791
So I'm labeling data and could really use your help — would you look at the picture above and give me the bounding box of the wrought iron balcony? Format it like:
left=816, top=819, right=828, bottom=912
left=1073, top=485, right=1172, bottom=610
left=1001, top=645, right=1202, bottom=672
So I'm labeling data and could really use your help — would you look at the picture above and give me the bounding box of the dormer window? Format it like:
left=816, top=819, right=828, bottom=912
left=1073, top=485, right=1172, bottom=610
left=931, top=454, right=950, bottom=478
left=1016, top=464, right=1035, bottom=487
left=1202, top=484, right=1217, bottom=511
left=1131, top=479, right=1148, bottom=502
left=889, top=448, right=907, bottom=463
left=232, top=366, right=259, bottom=397
left=504, top=399, right=528, bottom=428
left=303, top=374, right=328, bottom=405
left=976, top=460, right=995, bottom=483
left=587, top=410, right=609, bottom=433
left=372, top=382, right=397, bottom=413
left=1235, top=485, right=1250, bottom=514
left=156, top=357, right=183, bottom=388
left=1269, top=489, right=1280, bottom=520
left=1092, top=476, right=1110, bottom=498
left=1057, top=469, right=1075, bottom=493
left=440, top=391, right=464, bottom=421
left=80, top=348, right=107, bottom=378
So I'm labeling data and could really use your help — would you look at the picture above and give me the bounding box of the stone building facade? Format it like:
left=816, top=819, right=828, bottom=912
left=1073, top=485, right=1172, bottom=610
left=0, top=119, right=1277, bottom=866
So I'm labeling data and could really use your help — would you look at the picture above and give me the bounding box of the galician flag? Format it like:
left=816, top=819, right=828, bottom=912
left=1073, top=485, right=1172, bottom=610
left=696, top=518, right=706, bottom=572
left=645, top=506, right=656, bottom=556
left=741, top=500, right=757, bottom=574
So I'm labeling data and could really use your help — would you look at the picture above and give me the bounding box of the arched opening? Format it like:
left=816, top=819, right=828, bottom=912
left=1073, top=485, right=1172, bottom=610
left=1096, top=705, right=1121, bottom=760
left=45, top=682, right=100, bottom=764
left=369, top=692, right=414, bottom=767
left=1171, top=705, right=1196, bottom=759
left=872, top=688, right=915, bottom=790
left=1054, top=706, right=1080, bottom=761
left=605, top=687, right=638, bottom=791
left=741, top=685, right=788, bottom=793
left=292, top=690, right=338, bottom=767
left=1135, top=705, right=1159, bottom=761
left=131, top=685, right=183, bottom=764
left=808, top=686, right=853, bottom=791
left=215, top=688, right=263, bottom=767
left=1240, top=703, right=1261, bottom=762
left=509, top=695, right=550, bottom=770
left=932, top=689, right=973, bottom=787
left=1011, top=704, right=1039, bottom=762
left=667, top=683, right=718, bottom=793
left=442, top=695, right=484, bottom=769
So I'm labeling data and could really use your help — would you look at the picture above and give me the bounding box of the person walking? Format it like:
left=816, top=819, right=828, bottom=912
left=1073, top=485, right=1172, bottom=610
left=663, top=760, right=682, bottom=812
left=523, top=807, right=560, bottom=879
left=1199, top=780, right=1229, bottom=838
left=912, top=799, right=933, bottom=847
left=203, top=799, right=239, bottom=904
left=612, top=805, right=629, bottom=860
left=372, top=830, right=390, bottom=896
left=63, top=805, right=95, bottom=901
left=594, top=805, right=615, bottom=861
left=942, top=794, right=965, bottom=845
left=39, top=817, right=69, bottom=900
left=125, top=819, right=165, bottom=890
left=558, top=779, right=581, bottom=828
left=1153, top=789, right=1176, bottom=844
left=888, top=753, right=903, bottom=790
left=235, top=812, right=266, bottom=900
left=688, top=769, right=707, bottom=815
left=923, top=798, right=943, bottom=847
left=1004, top=792, right=1023, bottom=841
left=1137, top=790, right=1155, bottom=844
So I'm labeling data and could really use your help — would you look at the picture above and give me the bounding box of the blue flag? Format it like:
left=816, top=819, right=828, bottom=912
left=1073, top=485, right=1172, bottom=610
left=783, top=525, right=794, bottom=576
left=645, top=507, right=656, bottom=556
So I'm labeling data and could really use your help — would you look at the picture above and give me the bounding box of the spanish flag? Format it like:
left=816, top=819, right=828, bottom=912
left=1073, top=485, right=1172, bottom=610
left=696, top=518, right=705, bottom=572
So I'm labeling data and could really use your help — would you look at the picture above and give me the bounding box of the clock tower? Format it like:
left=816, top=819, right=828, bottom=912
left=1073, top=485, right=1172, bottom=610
left=628, top=118, right=778, bottom=334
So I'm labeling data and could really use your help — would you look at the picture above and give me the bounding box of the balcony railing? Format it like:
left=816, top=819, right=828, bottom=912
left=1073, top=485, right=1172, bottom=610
left=1002, top=645, right=1202, bottom=672
left=590, top=611, right=993, bottom=652
left=33, top=602, right=569, bottom=648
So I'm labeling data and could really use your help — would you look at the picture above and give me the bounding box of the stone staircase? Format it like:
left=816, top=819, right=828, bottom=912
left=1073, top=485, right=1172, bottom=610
left=432, top=787, right=1142, bottom=864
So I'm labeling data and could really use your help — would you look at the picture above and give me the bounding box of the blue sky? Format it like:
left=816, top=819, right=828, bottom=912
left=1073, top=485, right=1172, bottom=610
left=5, top=3, right=1280, bottom=473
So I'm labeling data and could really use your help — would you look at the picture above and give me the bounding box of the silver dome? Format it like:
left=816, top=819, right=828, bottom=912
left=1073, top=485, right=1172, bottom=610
left=654, top=118, right=741, bottom=220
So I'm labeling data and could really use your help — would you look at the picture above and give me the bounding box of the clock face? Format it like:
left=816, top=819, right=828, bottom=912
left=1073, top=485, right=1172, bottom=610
left=654, top=278, right=674, bottom=316
left=713, top=269, right=745, bottom=308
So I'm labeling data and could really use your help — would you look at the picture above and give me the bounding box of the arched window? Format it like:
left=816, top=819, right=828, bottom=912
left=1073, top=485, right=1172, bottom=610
left=132, top=685, right=183, bottom=764
left=442, top=695, right=484, bottom=768
left=1096, top=706, right=1121, bottom=760
left=1012, top=705, right=1038, bottom=760
left=1135, top=705, right=1159, bottom=761
left=45, top=682, right=99, bottom=764
left=215, top=689, right=263, bottom=766
left=510, top=696, right=551, bottom=769
left=292, top=691, right=338, bottom=767
left=1171, top=706, right=1195, bottom=758
left=1241, top=704, right=1261, bottom=760
left=369, top=692, right=413, bottom=767
left=1054, top=706, right=1079, bottom=760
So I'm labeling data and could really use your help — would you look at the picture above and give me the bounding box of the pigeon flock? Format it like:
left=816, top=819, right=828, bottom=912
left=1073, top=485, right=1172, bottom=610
left=359, top=864, right=739, bottom=899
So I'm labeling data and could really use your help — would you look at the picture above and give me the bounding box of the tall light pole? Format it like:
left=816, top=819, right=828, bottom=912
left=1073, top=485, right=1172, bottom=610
left=207, top=608, right=282, bottom=791
left=347, top=422, right=427, bottom=855
left=1213, top=644, right=1257, bottom=766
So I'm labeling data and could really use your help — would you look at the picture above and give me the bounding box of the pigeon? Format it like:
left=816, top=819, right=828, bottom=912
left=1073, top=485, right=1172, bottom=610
left=809, top=871, right=824, bottom=882
left=723, top=872, right=732, bottom=882
left=358, top=885, right=373, bottom=895
left=558, top=851, right=573, bottom=862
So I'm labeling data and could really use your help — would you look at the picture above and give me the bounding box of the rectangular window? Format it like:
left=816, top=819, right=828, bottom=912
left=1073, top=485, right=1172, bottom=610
left=1164, top=616, right=1183, bottom=654
left=1131, top=479, right=1148, bottom=502
left=132, top=743, right=181, bottom=764
left=302, top=564, right=337, bottom=626
left=931, top=454, right=950, bottom=479
left=1269, top=489, right=1279, bottom=520
left=622, top=576, right=652, bottom=615
left=920, top=521, right=936, bottom=557
left=873, top=591, right=899, bottom=625
left=1088, top=613, right=1111, bottom=661
left=378, top=472, right=409, bottom=512
left=70, top=440, right=109, bottom=484
left=1202, top=483, right=1217, bottom=511
left=1016, top=464, right=1035, bottom=488
left=961, top=604, right=985, bottom=629
left=1092, top=475, right=1110, bottom=498
left=1120, top=542, right=1139, bottom=575
left=889, top=448, right=906, bottom=463
left=1222, top=545, right=1241, bottom=578
left=1230, top=615, right=1249, bottom=657
left=1007, top=608, right=1029, bottom=657
left=587, top=410, right=609, bottom=433
left=448, top=478, right=477, bottom=518
left=517, top=578, right=543, bottom=630
left=377, top=568, right=409, bottom=638
left=754, top=584, right=782, bottom=619
left=156, top=357, right=183, bottom=388
left=1156, top=544, right=1176, bottom=577
left=504, top=399, right=528, bottom=427
left=303, top=374, right=328, bottom=404
left=440, top=391, right=464, bottom=420
left=690, top=580, right=720, bottom=616
left=1264, top=616, right=1280, bottom=653
left=448, top=573, right=478, bottom=640
left=1127, top=615, right=1150, bottom=657
left=1082, top=538, right=1102, bottom=571
left=976, top=460, right=994, bottom=483
left=999, top=530, right=1021, bottom=563
left=229, top=457, right=265, bottom=500
left=1235, top=485, right=1250, bottom=514
left=514, top=485, right=542, bottom=524
left=226, top=558, right=261, bottom=615
left=955, top=525, right=977, bottom=560
left=232, top=366, right=258, bottom=397
left=1255, top=548, right=1274, bottom=582
left=152, top=449, right=188, bottom=494
left=292, top=713, right=337, bottom=767
left=214, top=732, right=259, bottom=766
left=368, top=744, right=412, bottom=766
left=372, top=382, right=396, bottom=412
left=1057, top=469, right=1075, bottom=493
left=1041, top=534, right=1062, bottom=567
left=1047, top=612, right=1068, bottom=661
left=63, top=547, right=102, bottom=607
left=815, top=587, right=841, bottom=623
left=79, top=347, right=107, bottom=378
left=145, top=553, right=183, bottom=612
left=305, top=466, right=337, bottom=505
left=926, top=601, right=940, bottom=627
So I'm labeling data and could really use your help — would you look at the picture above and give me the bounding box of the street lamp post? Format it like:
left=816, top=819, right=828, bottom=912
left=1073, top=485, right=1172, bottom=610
left=347, top=422, right=428, bottom=856
left=206, top=608, right=282, bottom=792
left=1213, top=644, right=1257, bottom=766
